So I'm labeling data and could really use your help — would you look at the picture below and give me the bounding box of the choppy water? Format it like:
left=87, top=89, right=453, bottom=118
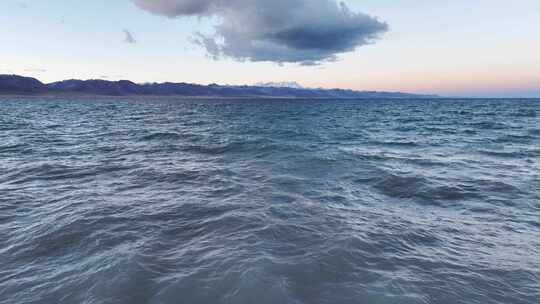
left=1, top=97, right=539, bottom=304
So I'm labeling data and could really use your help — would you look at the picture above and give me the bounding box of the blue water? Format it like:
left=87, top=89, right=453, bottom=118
left=1, top=97, right=539, bottom=304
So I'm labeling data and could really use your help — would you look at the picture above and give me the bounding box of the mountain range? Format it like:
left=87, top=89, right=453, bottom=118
left=0, top=75, right=436, bottom=98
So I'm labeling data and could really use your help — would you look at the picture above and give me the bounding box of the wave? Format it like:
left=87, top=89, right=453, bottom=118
left=180, top=139, right=283, bottom=156
left=492, top=134, right=533, bottom=144
left=371, top=140, right=420, bottom=147
left=467, top=121, right=509, bottom=130
left=479, top=149, right=538, bottom=158
left=511, top=109, right=537, bottom=117
left=372, top=173, right=478, bottom=202
left=528, top=128, right=540, bottom=136
left=0, top=143, right=29, bottom=154
left=474, top=180, right=524, bottom=196
left=1, top=163, right=134, bottom=185
left=181, top=142, right=245, bottom=155
left=139, top=132, right=184, bottom=141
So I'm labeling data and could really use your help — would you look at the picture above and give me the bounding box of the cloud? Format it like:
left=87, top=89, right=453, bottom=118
left=123, top=29, right=137, bottom=44
left=132, top=0, right=388, bottom=64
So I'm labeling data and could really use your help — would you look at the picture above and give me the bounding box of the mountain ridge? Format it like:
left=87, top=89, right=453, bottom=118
left=0, top=75, right=437, bottom=98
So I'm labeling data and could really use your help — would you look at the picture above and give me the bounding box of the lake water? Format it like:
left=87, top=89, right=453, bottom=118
left=1, top=97, right=539, bottom=304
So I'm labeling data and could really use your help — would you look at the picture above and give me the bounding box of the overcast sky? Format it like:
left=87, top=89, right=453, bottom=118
left=1, top=0, right=539, bottom=97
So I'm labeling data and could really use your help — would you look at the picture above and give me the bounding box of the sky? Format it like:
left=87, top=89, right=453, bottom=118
left=1, top=0, right=539, bottom=97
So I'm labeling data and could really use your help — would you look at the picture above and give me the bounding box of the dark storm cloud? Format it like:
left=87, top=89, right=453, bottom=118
left=123, top=29, right=137, bottom=44
left=132, top=0, right=388, bottom=64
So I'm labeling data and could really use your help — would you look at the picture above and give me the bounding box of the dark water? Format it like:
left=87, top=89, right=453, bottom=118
left=1, top=97, right=539, bottom=304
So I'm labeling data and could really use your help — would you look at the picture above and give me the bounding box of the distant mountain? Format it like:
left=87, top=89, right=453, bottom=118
left=0, top=75, right=47, bottom=94
left=255, top=81, right=305, bottom=89
left=0, top=75, right=437, bottom=98
left=47, top=79, right=143, bottom=96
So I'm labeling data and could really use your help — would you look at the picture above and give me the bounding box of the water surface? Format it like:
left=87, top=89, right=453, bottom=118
left=1, top=97, right=539, bottom=304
